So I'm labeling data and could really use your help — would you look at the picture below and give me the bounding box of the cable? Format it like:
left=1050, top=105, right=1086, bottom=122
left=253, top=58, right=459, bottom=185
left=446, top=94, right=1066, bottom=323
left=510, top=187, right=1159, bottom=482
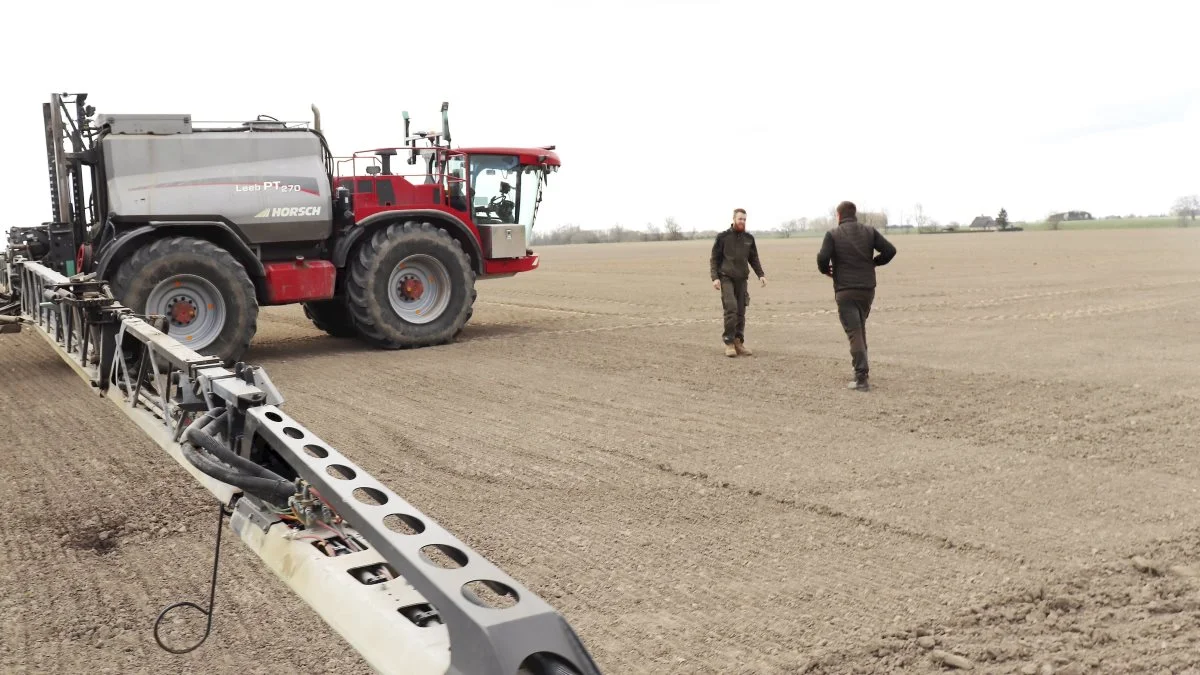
left=153, top=504, right=228, bottom=654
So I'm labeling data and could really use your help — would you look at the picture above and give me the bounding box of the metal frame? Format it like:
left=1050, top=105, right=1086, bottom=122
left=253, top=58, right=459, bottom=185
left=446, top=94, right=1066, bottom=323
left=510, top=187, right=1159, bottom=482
left=8, top=257, right=601, bottom=675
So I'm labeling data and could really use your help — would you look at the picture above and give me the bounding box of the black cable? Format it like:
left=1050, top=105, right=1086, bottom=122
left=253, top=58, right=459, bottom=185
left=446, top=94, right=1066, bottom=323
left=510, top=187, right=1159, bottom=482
left=153, top=503, right=228, bottom=654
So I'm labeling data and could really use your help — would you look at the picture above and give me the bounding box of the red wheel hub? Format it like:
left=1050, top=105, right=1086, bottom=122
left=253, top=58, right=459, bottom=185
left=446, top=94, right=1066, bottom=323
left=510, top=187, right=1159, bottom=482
left=401, top=277, right=425, bottom=300
left=171, top=301, right=198, bottom=325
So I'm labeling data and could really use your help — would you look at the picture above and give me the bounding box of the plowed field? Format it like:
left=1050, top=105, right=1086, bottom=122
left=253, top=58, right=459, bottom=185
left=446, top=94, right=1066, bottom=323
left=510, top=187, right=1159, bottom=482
left=3, top=228, right=1200, bottom=674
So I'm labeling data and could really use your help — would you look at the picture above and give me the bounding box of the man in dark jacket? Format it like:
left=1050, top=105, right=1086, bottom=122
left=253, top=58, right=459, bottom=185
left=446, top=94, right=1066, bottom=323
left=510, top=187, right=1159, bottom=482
left=817, top=201, right=897, bottom=391
left=710, top=208, right=767, bottom=357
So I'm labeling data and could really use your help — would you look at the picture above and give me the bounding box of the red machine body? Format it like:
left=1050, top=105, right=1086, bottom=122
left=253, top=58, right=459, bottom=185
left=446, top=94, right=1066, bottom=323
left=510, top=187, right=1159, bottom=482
left=263, top=259, right=337, bottom=305
left=335, top=145, right=560, bottom=278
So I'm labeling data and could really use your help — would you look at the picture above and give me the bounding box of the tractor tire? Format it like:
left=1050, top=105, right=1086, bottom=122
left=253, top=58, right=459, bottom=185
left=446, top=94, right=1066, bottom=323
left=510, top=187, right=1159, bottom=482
left=456, top=286, right=477, bottom=337
left=345, top=221, right=475, bottom=349
left=111, top=236, right=258, bottom=365
left=302, top=299, right=357, bottom=338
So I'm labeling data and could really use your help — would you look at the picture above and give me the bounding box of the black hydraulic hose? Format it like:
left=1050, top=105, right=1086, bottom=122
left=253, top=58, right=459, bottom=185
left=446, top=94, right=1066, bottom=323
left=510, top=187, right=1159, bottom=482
left=178, top=407, right=295, bottom=503
left=199, top=409, right=227, bottom=434
left=186, top=424, right=288, bottom=484
left=180, top=442, right=295, bottom=504
left=192, top=408, right=285, bottom=482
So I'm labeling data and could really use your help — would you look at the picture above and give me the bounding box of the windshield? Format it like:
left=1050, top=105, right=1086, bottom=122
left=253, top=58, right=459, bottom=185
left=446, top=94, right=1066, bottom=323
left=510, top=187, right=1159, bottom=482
left=469, top=154, right=546, bottom=238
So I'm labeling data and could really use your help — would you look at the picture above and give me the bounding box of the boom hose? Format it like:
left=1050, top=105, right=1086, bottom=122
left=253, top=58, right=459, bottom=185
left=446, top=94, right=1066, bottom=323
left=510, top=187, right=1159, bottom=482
left=180, top=408, right=295, bottom=504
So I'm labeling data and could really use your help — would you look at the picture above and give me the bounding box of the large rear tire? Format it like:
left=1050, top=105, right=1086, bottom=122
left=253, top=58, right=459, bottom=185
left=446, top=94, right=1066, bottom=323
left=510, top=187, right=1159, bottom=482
left=345, top=221, right=475, bottom=349
left=302, top=299, right=357, bottom=338
left=111, top=236, right=258, bottom=365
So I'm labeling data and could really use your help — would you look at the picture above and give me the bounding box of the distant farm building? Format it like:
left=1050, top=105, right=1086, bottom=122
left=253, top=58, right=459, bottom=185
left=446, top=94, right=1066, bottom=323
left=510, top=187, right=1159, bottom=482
left=969, top=216, right=997, bottom=230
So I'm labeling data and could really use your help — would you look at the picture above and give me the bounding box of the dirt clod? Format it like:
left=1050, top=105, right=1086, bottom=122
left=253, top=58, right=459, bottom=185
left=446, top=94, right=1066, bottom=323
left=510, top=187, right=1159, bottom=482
left=931, top=649, right=973, bottom=670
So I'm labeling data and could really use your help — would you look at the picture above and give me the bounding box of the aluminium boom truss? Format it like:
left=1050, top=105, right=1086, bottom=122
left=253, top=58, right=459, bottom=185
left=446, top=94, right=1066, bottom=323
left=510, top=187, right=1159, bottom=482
left=0, top=254, right=600, bottom=675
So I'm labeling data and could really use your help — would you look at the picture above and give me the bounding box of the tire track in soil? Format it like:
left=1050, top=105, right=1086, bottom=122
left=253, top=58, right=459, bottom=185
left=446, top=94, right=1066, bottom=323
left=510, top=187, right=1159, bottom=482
left=481, top=288, right=678, bottom=313
left=478, top=317, right=1199, bottom=475
left=288, top=364, right=1007, bottom=562
left=256, top=340, right=1072, bottom=673
left=353, top=313, right=1200, bottom=568
left=815, top=529, right=1200, bottom=674
left=271, top=368, right=1036, bottom=675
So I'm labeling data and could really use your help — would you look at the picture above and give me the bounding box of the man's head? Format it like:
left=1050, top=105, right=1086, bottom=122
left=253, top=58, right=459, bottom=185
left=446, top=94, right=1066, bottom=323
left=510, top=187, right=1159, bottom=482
left=836, top=201, right=857, bottom=222
left=732, top=208, right=747, bottom=232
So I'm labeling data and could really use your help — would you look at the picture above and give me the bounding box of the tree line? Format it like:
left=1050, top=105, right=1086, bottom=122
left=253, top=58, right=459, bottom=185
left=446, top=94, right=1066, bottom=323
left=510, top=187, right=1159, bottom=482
left=531, top=218, right=699, bottom=246
left=532, top=194, right=1198, bottom=246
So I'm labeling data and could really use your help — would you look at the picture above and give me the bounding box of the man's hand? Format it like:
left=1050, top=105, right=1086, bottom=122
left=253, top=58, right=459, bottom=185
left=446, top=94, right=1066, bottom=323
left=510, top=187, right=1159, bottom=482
left=759, top=276, right=767, bottom=288
left=712, top=279, right=721, bottom=291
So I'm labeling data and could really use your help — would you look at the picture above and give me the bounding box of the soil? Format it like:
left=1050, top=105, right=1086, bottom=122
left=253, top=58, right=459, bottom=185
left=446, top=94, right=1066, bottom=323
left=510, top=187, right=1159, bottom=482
left=2, top=228, right=1199, bottom=674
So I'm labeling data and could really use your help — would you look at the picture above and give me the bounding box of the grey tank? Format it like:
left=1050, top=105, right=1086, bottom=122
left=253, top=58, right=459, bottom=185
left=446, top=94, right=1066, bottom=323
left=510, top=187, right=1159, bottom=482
left=98, top=115, right=333, bottom=245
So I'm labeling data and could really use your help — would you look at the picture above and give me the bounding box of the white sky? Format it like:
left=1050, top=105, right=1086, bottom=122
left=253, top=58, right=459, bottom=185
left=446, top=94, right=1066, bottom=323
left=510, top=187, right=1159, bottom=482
left=3, top=0, right=1198, bottom=234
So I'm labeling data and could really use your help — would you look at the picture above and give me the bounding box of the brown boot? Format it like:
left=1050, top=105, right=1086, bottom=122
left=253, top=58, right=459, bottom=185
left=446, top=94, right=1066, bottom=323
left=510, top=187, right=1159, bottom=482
left=734, top=339, right=753, bottom=356
left=725, top=342, right=737, bottom=357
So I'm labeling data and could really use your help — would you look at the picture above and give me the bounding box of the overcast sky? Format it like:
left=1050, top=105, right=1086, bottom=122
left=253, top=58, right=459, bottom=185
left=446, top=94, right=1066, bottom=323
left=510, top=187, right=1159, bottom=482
left=4, top=0, right=1197, bottom=234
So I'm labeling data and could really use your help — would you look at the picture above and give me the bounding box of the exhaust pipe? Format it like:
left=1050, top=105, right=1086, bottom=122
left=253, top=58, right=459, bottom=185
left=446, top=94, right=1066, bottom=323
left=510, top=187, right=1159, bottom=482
left=310, top=104, right=321, bottom=132
left=440, top=102, right=450, bottom=145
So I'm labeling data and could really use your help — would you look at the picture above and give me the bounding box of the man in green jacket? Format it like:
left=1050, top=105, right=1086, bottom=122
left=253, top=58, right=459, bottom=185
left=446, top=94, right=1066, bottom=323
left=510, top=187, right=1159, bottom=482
left=817, top=200, right=897, bottom=391
left=710, top=208, right=767, bottom=357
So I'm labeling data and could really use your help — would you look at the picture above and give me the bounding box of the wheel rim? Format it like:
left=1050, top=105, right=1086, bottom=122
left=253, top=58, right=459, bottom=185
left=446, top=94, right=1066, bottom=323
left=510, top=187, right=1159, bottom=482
left=145, top=274, right=227, bottom=350
left=387, top=254, right=451, bottom=324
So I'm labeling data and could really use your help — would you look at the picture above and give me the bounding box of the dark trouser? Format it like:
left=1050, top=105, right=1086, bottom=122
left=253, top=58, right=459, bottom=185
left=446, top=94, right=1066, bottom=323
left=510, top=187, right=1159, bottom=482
left=835, top=288, right=875, bottom=382
left=719, top=276, right=748, bottom=344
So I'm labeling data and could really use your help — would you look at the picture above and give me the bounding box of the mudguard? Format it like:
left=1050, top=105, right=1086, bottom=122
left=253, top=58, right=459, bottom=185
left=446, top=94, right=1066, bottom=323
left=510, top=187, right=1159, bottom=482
left=94, top=221, right=266, bottom=282
left=334, top=210, right=484, bottom=274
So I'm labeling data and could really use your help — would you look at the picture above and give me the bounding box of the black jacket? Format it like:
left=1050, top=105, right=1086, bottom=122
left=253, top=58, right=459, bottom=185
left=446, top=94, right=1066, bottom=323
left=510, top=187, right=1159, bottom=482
left=817, top=218, right=897, bottom=291
left=710, top=227, right=765, bottom=281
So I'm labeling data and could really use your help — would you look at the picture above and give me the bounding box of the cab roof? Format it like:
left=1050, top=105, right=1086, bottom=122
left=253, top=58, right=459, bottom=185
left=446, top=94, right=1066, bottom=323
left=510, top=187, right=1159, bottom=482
left=456, top=147, right=561, bottom=166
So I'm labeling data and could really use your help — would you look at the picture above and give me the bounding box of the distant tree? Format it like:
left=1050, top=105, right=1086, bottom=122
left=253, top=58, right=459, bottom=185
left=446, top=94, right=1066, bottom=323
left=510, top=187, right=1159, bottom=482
left=645, top=223, right=661, bottom=242
left=1046, top=211, right=1063, bottom=230
left=779, top=218, right=804, bottom=238
left=996, top=208, right=1009, bottom=230
left=663, top=217, right=683, bottom=241
left=1172, top=195, right=1199, bottom=226
left=810, top=215, right=835, bottom=231
left=912, top=203, right=930, bottom=230
left=858, top=211, right=888, bottom=227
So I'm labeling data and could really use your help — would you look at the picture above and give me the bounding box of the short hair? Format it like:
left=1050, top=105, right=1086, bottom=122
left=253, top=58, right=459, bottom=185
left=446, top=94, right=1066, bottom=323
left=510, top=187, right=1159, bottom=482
left=836, top=201, right=856, bottom=220
left=732, top=208, right=746, bottom=217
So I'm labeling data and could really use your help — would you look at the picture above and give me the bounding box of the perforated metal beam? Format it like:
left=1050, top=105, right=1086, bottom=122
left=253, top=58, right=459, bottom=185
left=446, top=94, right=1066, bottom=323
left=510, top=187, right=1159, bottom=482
left=248, top=404, right=602, bottom=675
